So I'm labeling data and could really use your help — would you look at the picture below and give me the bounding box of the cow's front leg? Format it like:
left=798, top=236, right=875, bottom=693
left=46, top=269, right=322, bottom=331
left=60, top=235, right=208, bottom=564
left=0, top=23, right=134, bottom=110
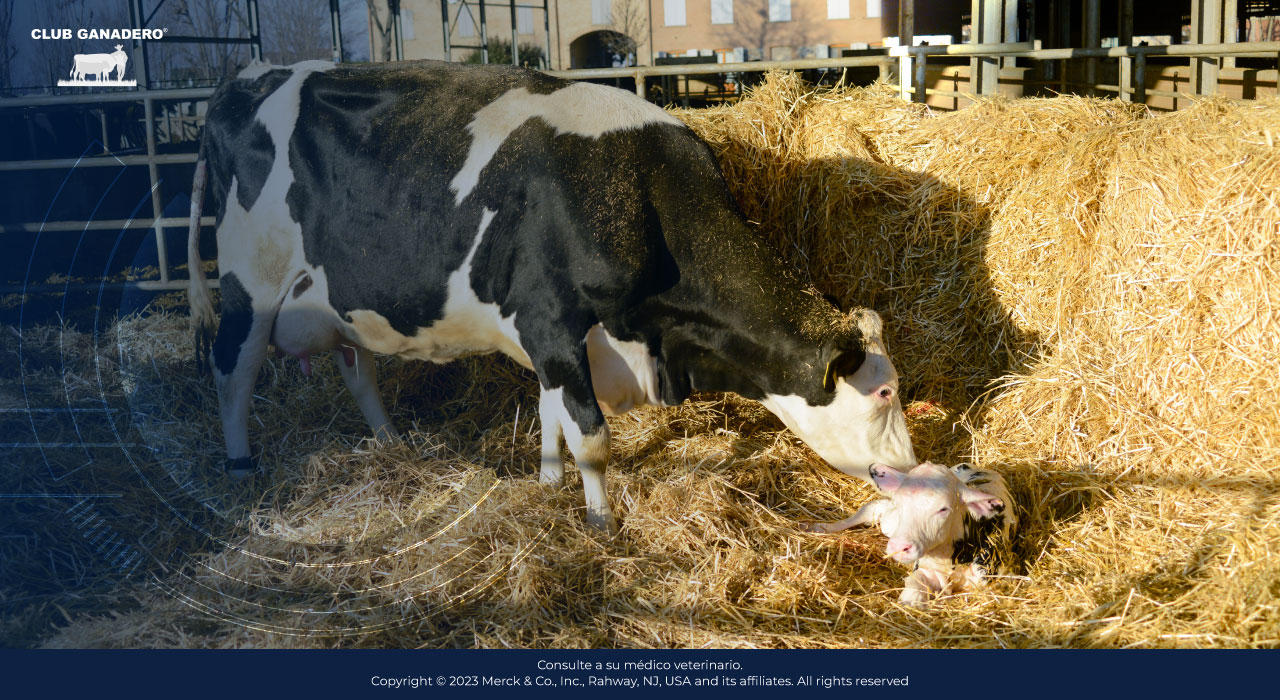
left=534, top=356, right=616, bottom=534
left=332, top=344, right=396, bottom=441
left=210, top=274, right=273, bottom=477
left=566, top=401, right=614, bottom=535
left=538, top=387, right=566, bottom=487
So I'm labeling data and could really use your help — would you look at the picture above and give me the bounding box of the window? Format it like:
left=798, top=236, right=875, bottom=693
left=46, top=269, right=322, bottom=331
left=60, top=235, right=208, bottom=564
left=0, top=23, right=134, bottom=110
left=768, top=0, right=790, bottom=22
left=827, top=0, right=848, bottom=20
left=711, top=0, right=733, bottom=25
left=592, top=0, right=612, bottom=25
left=665, top=0, right=687, bottom=27
left=866, top=0, right=881, bottom=18
left=517, top=7, right=534, bottom=34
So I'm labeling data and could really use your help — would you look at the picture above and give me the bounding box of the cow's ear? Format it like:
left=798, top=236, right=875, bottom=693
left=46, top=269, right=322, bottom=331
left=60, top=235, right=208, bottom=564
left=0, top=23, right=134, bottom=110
left=868, top=463, right=905, bottom=493
left=822, top=346, right=866, bottom=392
left=961, top=486, right=1005, bottom=520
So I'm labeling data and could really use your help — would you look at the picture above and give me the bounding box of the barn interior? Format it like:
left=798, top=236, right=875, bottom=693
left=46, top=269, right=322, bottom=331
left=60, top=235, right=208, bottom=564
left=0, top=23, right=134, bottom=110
left=1, top=1, right=1278, bottom=649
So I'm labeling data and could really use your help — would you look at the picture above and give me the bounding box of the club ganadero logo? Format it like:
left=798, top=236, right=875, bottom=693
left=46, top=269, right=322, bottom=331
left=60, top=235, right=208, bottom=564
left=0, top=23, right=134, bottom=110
left=57, top=44, right=136, bottom=87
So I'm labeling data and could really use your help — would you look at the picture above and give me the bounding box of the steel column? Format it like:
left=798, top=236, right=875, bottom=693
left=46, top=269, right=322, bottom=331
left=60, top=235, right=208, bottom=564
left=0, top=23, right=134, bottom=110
left=509, top=0, right=520, bottom=65
left=441, top=0, right=452, bottom=59
left=330, top=0, right=345, bottom=63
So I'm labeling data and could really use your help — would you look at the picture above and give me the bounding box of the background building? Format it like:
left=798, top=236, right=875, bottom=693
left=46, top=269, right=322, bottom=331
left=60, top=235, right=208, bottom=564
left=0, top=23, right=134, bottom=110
left=369, top=0, right=897, bottom=68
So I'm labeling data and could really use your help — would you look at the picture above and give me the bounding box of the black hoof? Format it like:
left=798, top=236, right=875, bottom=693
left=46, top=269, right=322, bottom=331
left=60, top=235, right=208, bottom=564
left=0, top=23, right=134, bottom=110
left=224, top=457, right=258, bottom=479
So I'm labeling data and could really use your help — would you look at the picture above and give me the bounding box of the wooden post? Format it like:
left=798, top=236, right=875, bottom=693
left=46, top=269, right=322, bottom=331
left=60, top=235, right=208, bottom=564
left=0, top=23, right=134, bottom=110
left=970, top=0, right=1002, bottom=97
left=899, top=0, right=915, bottom=49
left=1003, top=0, right=1017, bottom=68
left=983, top=0, right=1001, bottom=95
left=1191, top=0, right=1222, bottom=96
left=914, top=48, right=928, bottom=103
left=1223, top=0, right=1238, bottom=69
left=1084, top=0, right=1100, bottom=96
left=900, top=53, right=913, bottom=101
left=1134, top=49, right=1147, bottom=104
left=1119, top=0, right=1134, bottom=101
left=969, top=0, right=982, bottom=97
left=1057, top=0, right=1070, bottom=94
left=900, top=0, right=917, bottom=101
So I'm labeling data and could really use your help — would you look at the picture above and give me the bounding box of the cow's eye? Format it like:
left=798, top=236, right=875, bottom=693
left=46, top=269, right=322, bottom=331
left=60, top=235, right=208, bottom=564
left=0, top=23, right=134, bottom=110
left=936, top=507, right=950, bottom=515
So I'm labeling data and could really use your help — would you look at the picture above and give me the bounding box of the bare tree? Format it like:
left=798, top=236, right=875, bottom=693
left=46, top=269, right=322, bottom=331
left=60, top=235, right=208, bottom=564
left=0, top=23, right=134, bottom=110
left=366, top=0, right=394, bottom=62
left=712, top=0, right=813, bottom=59
left=606, top=0, right=649, bottom=64
left=342, top=0, right=371, bottom=61
left=262, top=0, right=332, bottom=65
left=0, top=0, right=17, bottom=93
left=150, top=0, right=251, bottom=85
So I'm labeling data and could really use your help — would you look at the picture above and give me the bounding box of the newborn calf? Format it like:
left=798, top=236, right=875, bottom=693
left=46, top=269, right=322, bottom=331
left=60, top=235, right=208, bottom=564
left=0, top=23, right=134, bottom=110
left=810, top=462, right=1016, bottom=605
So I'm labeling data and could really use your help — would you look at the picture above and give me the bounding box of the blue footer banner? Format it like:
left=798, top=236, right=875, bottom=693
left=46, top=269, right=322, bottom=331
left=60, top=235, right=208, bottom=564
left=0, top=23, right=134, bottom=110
left=0, top=648, right=1265, bottom=696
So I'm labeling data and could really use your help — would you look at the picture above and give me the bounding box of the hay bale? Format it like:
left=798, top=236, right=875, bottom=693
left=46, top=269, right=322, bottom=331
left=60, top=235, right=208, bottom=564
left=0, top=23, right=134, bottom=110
left=17, top=73, right=1280, bottom=649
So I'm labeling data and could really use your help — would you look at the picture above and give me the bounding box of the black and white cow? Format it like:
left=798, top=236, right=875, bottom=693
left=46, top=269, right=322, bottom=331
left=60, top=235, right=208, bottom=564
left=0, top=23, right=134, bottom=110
left=187, top=59, right=918, bottom=534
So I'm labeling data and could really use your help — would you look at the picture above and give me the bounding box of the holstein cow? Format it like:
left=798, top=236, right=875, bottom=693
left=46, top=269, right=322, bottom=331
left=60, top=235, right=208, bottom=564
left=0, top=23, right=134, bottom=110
left=71, top=45, right=127, bottom=81
left=187, top=59, right=918, bottom=534
left=809, top=462, right=1017, bottom=605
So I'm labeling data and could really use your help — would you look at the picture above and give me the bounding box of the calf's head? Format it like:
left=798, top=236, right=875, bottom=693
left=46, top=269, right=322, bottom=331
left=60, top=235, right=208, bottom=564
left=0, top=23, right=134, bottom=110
left=759, top=308, right=917, bottom=478
left=868, top=462, right=1006, bottom=565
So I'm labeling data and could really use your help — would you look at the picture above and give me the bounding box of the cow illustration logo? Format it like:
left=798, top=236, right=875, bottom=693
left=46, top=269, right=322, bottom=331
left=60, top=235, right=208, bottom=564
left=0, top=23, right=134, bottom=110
left=57, top=44, right=136, bottom=87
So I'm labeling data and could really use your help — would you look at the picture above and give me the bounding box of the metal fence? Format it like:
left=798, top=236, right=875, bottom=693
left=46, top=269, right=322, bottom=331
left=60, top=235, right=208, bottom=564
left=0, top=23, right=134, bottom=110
left=4, top=39, right=1280, bottom=294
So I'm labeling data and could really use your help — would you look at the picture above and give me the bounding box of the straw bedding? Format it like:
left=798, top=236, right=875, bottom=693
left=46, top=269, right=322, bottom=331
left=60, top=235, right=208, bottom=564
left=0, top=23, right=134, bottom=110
left=7, top=73, right=1279, bottom=648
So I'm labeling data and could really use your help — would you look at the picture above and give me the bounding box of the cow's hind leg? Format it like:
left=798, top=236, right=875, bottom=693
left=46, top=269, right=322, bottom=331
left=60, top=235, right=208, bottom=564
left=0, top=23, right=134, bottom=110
left=210, top=273, right=273, bottom=477
left=331, top=344, right=396, bottom=441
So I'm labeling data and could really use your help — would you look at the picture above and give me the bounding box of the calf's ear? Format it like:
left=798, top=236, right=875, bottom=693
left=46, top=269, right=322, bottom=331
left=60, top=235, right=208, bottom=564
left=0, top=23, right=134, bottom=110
left=868, top=463, right=906, bottom=493
left=961, top=486, right=1005, bottom=520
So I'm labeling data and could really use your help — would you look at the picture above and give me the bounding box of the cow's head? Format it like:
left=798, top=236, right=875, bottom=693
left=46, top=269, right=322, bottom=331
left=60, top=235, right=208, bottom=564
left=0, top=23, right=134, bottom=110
left=866, top=462, right=1005, bottom=565
left=759, top=307, right=917, bottom=479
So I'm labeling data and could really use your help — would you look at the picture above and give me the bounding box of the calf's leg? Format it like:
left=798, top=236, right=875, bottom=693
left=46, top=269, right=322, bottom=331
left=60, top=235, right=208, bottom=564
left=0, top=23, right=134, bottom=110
left=806, top=498, right=891, bottom=533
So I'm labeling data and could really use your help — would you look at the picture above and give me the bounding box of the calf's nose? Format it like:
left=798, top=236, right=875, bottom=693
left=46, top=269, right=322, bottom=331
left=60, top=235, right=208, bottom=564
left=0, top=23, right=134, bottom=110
left=886, top=538, right=915, bottom=559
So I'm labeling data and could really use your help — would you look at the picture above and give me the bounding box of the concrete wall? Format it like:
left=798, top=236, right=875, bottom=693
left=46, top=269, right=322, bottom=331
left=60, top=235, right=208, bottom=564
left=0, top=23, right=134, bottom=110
left=651, top=0, right=884, bottom=59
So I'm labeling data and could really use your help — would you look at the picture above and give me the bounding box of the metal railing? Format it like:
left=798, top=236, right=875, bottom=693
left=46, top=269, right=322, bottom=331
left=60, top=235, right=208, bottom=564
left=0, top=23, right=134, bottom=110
left=4, top=39, right=1280, bottom=294
left=889, top=40, right=1280, bottom=104
left=1, top=86, right=215, bottom=292
left=544, top=54, right=896, bottom=99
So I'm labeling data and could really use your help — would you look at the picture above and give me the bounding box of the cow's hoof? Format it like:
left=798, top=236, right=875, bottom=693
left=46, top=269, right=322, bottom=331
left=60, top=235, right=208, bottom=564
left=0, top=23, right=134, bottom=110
left=224, top=457, right=258, bottom=479
left=586, top=511, right=620, bottom=537
left=802, top=521, right=833, bottom=534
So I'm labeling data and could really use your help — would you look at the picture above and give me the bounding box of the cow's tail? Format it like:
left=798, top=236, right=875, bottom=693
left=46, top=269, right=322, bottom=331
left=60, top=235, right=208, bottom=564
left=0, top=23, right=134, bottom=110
left=188, top=137, right=215, bottom=374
